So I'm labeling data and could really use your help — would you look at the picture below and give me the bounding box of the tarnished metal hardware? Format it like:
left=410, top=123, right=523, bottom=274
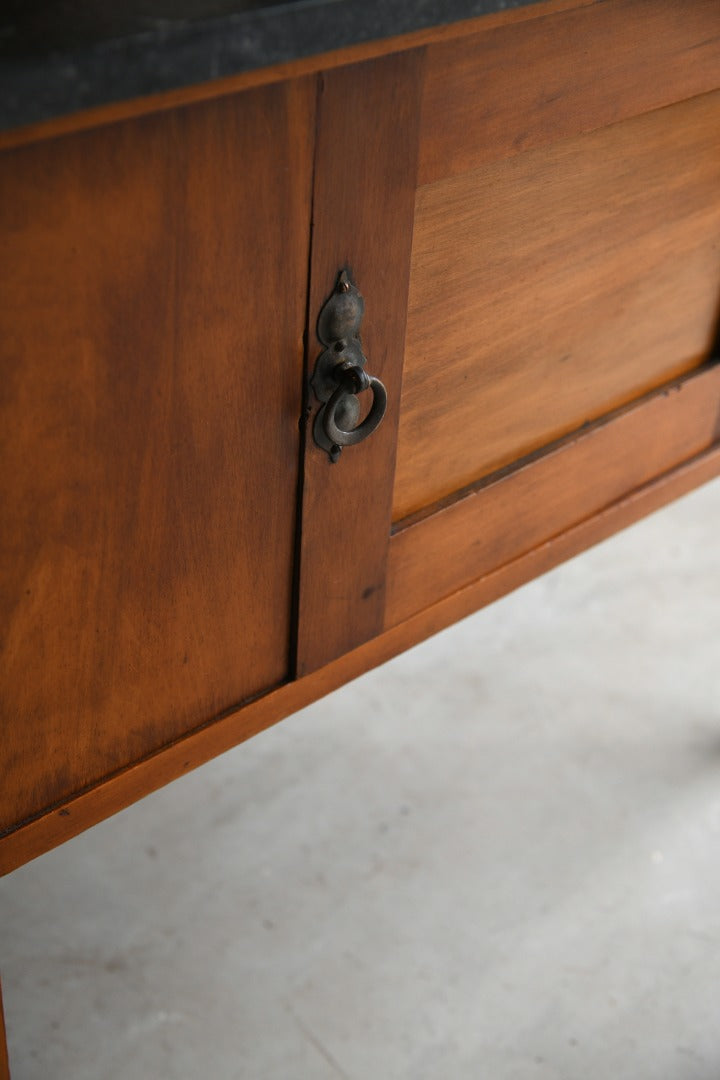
left=311, top=270, right=387, bottom=463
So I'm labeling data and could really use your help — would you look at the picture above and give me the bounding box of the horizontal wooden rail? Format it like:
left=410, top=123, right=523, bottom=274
left=3, top=422, right=719, bottom=875
left=387, top=364, right=720, bottom=626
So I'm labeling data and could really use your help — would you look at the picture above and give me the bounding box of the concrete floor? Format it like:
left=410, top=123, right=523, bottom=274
left=2, top=477, right=720, bottom=1079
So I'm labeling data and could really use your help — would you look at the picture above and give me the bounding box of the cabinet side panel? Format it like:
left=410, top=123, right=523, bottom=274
left=419, top=0, right=720, bottom=184
left=295, top=51, right=424, bottom=676
left=394, top=91, right=720, bottom=521
left=0, top=79, right=315, bottom=834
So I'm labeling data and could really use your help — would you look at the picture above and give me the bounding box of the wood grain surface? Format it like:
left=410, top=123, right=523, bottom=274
left=3, top=0, right=720, bottom=875
left=294, top=51, right=424, bottom=675
left=394, top=91, right=720, bottom=520
left=4, top=442, right=719, bottom=877
left=419, top=0, right=720, bottom=184
left=0, top=79, right=315, bottom=835
left=388, top=365, right=720, bottom=626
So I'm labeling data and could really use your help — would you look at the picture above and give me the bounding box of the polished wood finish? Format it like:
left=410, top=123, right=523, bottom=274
left=394, top=90, right=720, bottom=519
left=294, top=51, right=424, bottom=675
left=388, top=365, right=720, bottom=626
left=3, top=445, right=719, bottom=878
left=419, top=0, right=720, bottom=184
left=4, top=9, right=720, bottom=1077
left=0, top=80, right=315, bottom=835
left=3, top=0, right=720, bottom=876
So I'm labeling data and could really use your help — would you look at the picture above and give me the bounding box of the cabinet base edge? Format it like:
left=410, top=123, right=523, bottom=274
left=2, top=443, right=719, bottom=876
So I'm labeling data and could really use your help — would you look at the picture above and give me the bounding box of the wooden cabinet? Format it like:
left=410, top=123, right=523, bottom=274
left=0, top=82, right=315, bottom=837
left=2, top=0, right=720, bottom=878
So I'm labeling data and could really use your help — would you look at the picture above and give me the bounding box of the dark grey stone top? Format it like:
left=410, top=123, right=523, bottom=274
left=0, top=0, right=544, bottom=133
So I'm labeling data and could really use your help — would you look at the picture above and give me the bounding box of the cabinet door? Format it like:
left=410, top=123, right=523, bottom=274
left=297, top=0, right=720, bottom=669
left=387, top=2, right=720, bottom=628
left=0, top=79, right=315, bottom=835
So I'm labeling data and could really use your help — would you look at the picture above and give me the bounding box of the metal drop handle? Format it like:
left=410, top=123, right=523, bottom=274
left=311, top=271, right=387, bottom=463
left=323, top=364, right=387, bottom=450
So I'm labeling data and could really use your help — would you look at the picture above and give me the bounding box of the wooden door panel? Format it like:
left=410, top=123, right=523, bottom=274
left=419, top=0, right=720, bottom=186
left=0, top=79, right=315, bottom=834
left=386, top=5, right=720, bottom=630
left=3, top=3, right=720, bottom=873
left=394, top=91, right=720, bottom=521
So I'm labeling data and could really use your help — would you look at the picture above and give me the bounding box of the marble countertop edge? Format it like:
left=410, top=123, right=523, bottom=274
left=0, top=0, right=546, bottom=132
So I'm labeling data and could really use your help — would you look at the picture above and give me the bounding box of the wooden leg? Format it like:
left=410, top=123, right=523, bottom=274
left=0, top=976, right=10, bottom=1080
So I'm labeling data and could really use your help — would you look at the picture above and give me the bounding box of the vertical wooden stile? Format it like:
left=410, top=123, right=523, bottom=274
left=294, top=49, right=425, bottom=676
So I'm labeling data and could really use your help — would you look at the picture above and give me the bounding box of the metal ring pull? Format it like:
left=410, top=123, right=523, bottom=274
left=311, top=271, right=387, bottom=463
left=323, top=370, right=387, bottom=449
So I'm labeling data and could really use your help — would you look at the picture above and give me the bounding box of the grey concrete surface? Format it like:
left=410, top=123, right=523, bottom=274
left=2, top=478, right=720, bottom=1079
